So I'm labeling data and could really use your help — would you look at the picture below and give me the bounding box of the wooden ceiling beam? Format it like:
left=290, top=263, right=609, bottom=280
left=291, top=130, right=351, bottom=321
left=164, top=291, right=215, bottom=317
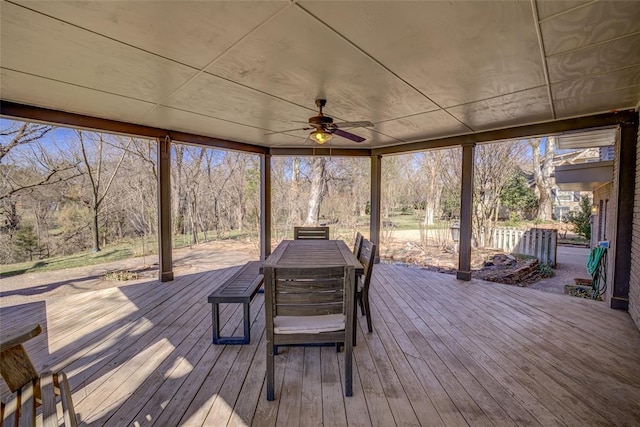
left=0, top=101, right=268, bottom=155
left=3, top=101, right=636, bottom=157
left=373, top=109, right=639, bottom=156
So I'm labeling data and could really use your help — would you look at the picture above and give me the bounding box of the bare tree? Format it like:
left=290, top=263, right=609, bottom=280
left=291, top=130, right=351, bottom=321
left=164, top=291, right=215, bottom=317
left=75, top=131, right=131, bottom=252
left=305, top=157, right=328, bottom=225
left=0, top=122, right=52, bottom=162
left=1, top=122, right=79, bottom=202
left=473, top=141, right=527, bottom=246
left=272, top=157, right=308, bottom=237
left=529, top=136, right=555, bottom=220
left=382, top=156, right=402, bottom=221
left=1, top=122, right=80, bottom=251
left=416, top=150, right=446, bottom=225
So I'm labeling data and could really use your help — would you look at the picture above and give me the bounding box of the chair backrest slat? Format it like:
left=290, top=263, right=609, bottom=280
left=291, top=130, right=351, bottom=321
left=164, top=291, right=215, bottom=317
left=270, top=266, right=346, bottom=316
left=353, top=232, right=364, bottom=259
left=359, top=239, right=377, bottom=291
left=294, top=226, right=330, bottom=240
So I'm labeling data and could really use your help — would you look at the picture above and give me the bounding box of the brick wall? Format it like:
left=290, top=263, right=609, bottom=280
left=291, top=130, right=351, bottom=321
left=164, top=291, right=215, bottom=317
left=629, top=116, right=640, bottom=330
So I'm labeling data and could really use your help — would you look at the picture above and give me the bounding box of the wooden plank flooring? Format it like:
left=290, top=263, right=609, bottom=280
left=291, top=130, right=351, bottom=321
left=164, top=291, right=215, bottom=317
left=1, top=264, right=640, bottom=426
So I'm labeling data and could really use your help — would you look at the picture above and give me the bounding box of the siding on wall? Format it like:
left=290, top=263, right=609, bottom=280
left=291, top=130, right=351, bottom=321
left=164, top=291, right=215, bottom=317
left=607, top=137, right=620, bottom=304
left=593, top=183, right=613, bottom=303
left=629, top=115, right=640, bottom=329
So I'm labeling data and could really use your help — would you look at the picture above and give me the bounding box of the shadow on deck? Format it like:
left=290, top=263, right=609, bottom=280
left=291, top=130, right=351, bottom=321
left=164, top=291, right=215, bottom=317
left=1, top=264, right=639, bottom=426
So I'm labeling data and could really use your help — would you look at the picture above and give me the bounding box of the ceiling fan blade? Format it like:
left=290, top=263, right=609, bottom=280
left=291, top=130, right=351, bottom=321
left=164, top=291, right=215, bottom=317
left=332, top=121, right=374, bottom=129
left=264, top=127, right=312, bottom=136
left=333, top=128, right=366, bottom=143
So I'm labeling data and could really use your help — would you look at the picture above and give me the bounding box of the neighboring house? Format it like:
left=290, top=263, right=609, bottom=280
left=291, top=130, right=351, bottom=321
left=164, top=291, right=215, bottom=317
left=551, top=147, right=602, bottom=220
left=554, top=129, right=618, bottom=304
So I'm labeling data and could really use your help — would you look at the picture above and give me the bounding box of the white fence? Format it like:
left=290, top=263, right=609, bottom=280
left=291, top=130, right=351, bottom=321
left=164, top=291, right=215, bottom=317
left=491, top=227, right=557, bottom=266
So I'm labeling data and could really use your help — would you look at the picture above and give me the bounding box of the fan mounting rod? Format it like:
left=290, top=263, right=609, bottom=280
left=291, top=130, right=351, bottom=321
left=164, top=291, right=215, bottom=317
left=315, top=98, right=327, bottom=111
left=310, top=99, right=333, bottom=126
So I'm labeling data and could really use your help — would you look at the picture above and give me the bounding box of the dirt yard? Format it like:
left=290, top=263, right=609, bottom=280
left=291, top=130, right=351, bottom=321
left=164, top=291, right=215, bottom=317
left=1, top=231, right=585, bottom=307
left=0, top=239, right=259, bottom=307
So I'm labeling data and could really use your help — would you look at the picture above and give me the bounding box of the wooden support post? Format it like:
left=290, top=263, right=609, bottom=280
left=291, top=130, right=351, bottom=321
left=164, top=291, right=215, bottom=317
left=370, top=154, right=382, bottom=261
left=611, top=115, right=638, bottom=309
left=261, top=153, right=272, bottom=260
left=157, top=136, right=173, bottom=282
left=457, top=143, right=475, bottom=281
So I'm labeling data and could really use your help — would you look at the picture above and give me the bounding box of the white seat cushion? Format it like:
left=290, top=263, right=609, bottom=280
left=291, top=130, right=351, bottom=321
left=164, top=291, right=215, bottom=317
left=274, top=314, right=345, bottom=334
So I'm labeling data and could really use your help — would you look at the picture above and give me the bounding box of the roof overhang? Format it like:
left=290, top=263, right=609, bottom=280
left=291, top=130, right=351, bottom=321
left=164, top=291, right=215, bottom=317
left=555, top=160, right=614, bottom=192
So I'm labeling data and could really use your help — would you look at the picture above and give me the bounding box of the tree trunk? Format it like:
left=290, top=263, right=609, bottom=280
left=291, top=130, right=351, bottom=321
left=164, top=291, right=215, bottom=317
left=305, top=157, right=327, bottom=225
left=421, top=151, right=444, bottom=226
left=424, top=206, right=435, bottom=225
left=92, top=201, right=100, bottom=252
left=530, top=137, right=555, bottom=220
left=293, top=157, right=300, bottom=182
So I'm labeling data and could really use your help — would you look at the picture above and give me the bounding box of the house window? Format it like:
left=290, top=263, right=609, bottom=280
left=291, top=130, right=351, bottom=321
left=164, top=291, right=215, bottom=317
left=557, top=191, right=573, bottom=202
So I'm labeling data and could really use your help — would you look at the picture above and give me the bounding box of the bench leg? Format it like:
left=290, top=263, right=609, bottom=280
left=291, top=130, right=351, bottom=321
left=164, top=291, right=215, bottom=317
left=243, top=303, right=251, bottom=344
left=212, top=303, right=221, bottom=344
left=211, top=302, right=252, bottom=345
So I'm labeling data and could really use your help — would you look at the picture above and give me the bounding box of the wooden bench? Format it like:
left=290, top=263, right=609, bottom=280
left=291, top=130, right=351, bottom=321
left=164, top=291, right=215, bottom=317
left=208, top=261, right=264, bottom=344
left=1, top=324, right=77, bottom=427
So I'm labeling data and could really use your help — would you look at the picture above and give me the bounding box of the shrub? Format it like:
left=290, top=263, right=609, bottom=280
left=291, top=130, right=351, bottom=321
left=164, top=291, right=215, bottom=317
left=538, top=263, right=555, bottom=278
left=563, top=196, right=591, bottom=239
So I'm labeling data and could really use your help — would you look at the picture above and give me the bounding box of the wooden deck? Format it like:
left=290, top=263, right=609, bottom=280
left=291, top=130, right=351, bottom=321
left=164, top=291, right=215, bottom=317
left=2, top=263, right=640, bottom=426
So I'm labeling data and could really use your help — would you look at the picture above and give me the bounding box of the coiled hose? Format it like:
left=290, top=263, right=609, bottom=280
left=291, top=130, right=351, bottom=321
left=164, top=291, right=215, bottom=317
left=586, top=246, right=607, bottom=300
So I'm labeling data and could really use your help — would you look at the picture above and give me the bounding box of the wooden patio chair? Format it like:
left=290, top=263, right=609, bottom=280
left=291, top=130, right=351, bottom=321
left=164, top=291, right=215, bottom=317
left=264, top=265, right=355, bottom=400
left=0, top=324, right=77, bottom=426
left=293, top=226, right=330, bottom=240
left=352, top=232, right=364, bottom=259
left=355, top=239, right=377, bottom=339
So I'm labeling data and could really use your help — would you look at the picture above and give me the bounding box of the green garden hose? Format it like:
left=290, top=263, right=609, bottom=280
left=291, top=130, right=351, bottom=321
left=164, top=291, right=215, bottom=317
left=587, top=246, right=607, bottom=299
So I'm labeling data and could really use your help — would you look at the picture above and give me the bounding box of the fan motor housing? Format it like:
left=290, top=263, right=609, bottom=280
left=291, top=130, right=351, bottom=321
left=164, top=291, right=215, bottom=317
left=309, top=115, right=333, bottom=126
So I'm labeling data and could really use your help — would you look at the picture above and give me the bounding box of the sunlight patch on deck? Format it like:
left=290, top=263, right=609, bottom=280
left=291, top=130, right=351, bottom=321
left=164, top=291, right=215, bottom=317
left=164, top=355, right=194, bottom=379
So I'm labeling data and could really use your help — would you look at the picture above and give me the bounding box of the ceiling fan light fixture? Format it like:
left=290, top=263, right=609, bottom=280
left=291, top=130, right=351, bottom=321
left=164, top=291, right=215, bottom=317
left=310, top=129, right=332, bottom=144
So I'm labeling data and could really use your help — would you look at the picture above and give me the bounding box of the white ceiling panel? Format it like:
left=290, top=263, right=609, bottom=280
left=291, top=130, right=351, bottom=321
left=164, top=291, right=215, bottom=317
left=145, top=105, right=303, bottom=147
left=551, top=66, right=640, bottom=100
left=1, top=69, right=156, bottom=123
left=540, top=0, right=640, bottom=56
left=207, top=5, right=437, bottom=123
left=535, top=1, right=592, bottom=20
left=446, top=87, right=552, bottom=131
left=160, top=72, right=314, bottom=132
left=1, top=2, right=196, bottom=103
left=16, top=1, right=287, bottom=69
left=375, top=111, right=470, bottom=144
left=301, top=1, right=545, bottom=108
left=1, top=0, right=639, bottom=150
left=554, top=86, right=640, bottom=118
left=546, top=33, right=640, bottom=83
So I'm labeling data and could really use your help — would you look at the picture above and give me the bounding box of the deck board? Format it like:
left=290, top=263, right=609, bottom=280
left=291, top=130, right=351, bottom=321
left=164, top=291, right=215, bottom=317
left=1, top=263, right=640, bottom=426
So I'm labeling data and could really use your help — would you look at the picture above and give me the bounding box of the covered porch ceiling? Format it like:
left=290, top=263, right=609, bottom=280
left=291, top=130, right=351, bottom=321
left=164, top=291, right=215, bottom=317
left=1, top=0, right=640, bottom=151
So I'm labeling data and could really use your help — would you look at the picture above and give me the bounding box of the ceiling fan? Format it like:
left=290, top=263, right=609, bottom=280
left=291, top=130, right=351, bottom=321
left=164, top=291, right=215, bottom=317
left=266, top=99, right=374, bottom=144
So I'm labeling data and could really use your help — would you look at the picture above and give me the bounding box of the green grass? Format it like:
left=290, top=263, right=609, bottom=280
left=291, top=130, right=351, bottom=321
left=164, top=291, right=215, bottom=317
left=0, top=245, right=135, bottom=277
left=0, top=230, right=257, bottom=277
left=382, top=213, right=454, bottom=231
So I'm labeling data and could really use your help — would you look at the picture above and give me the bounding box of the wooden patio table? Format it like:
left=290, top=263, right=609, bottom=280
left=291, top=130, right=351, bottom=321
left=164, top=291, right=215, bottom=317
left=261, top=239, right=363, bottom=276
